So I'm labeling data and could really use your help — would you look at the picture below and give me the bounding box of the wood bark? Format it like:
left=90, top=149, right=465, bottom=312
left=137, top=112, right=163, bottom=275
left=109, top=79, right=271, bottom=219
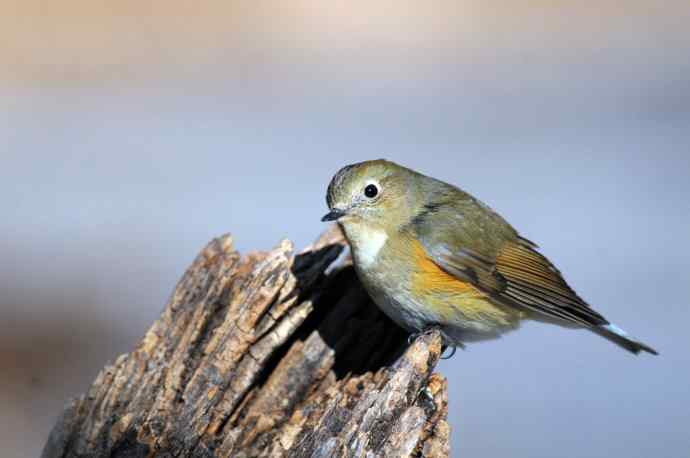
left=42, top=226, right=450, bottom=458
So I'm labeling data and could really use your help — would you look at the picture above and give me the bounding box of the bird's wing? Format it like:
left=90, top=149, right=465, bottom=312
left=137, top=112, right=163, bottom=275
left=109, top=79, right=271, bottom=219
left=414, top=195, right=608, bottom=327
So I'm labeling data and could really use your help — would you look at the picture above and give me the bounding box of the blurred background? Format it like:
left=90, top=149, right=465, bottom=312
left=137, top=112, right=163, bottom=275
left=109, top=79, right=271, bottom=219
left=2, top=1, right=689, bottom=457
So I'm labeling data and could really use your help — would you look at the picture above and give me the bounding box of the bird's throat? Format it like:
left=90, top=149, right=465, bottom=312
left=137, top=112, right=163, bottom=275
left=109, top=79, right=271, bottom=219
left=341, top=221, right=388, bottom=269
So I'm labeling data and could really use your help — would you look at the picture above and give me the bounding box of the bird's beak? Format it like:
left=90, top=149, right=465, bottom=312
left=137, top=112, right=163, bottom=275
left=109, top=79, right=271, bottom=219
left=321, top=208, right=347, bottom=222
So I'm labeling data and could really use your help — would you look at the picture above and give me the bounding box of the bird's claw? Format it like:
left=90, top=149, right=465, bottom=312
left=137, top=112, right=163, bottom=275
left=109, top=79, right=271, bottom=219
left=407, top=325, right=443, bottom=344
left=440, top=345, right=457, bottom=359
left=408, top=326, right=463, bottom=359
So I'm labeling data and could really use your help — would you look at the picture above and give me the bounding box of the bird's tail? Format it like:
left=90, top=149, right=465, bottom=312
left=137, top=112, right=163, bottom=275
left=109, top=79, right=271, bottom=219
left=591, top=323, right=658, bottom=355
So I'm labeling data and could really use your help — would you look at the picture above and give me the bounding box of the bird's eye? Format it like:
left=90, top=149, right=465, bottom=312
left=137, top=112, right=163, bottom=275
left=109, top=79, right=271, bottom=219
left=364, top=184, right=379, bottom=198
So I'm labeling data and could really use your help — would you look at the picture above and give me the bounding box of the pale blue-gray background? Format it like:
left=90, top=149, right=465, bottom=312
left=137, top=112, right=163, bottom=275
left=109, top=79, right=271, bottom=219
left=1, top=2, right=689, bottom=457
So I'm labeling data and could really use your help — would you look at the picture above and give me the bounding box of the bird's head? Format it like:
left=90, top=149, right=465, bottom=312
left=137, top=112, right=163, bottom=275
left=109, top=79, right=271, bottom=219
left=322, top=159, right=421, bottom=233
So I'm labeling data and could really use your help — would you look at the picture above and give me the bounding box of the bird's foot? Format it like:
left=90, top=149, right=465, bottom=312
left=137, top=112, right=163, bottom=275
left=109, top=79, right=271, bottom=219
left=407, top=325, right=443, bottom=344
left=408, top=326, right=464, bottom=359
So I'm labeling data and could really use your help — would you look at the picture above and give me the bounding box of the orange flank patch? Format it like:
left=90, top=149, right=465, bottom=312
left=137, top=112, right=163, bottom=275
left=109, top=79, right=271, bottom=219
left=410, top=240, right=481, bottom=296
left=409, top=240, right=519, bottom=325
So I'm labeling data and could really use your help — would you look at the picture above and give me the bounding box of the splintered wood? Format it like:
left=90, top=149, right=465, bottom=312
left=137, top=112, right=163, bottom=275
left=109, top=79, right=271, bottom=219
left=43, top=226, right=450, bottom=457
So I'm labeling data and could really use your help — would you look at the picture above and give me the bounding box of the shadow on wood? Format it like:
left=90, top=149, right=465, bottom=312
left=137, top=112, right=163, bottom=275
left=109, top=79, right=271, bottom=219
left=42, top=226, right=450, bottom=457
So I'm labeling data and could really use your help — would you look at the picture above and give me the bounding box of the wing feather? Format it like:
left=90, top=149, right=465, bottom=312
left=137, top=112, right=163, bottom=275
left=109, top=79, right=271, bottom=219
left=495, top=242, right=607, bottom=326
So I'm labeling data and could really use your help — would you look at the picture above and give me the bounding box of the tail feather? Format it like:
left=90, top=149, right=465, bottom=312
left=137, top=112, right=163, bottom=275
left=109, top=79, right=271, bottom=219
left=592, top=323, right=658, bottom=355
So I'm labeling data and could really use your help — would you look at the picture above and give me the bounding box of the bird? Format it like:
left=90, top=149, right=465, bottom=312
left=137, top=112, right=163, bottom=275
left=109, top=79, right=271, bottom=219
left=321, top=159, right=657, bottom=355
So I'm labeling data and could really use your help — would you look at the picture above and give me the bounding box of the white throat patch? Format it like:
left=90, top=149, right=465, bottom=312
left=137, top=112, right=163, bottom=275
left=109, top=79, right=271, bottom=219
left=350, top=227, right=388, bottom=269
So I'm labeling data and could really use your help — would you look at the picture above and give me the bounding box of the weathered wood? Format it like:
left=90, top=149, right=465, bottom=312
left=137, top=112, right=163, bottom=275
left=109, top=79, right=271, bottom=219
left=42, top=226, right=450, bottom=457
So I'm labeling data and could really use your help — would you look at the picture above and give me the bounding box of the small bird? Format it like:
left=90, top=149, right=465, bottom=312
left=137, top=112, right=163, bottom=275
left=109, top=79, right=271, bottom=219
left=322, top=159, right=657, bottom=355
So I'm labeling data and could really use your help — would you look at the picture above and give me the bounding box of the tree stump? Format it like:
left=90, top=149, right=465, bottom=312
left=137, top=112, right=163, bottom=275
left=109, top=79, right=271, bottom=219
left=42, top=226, right=450, bottom=457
